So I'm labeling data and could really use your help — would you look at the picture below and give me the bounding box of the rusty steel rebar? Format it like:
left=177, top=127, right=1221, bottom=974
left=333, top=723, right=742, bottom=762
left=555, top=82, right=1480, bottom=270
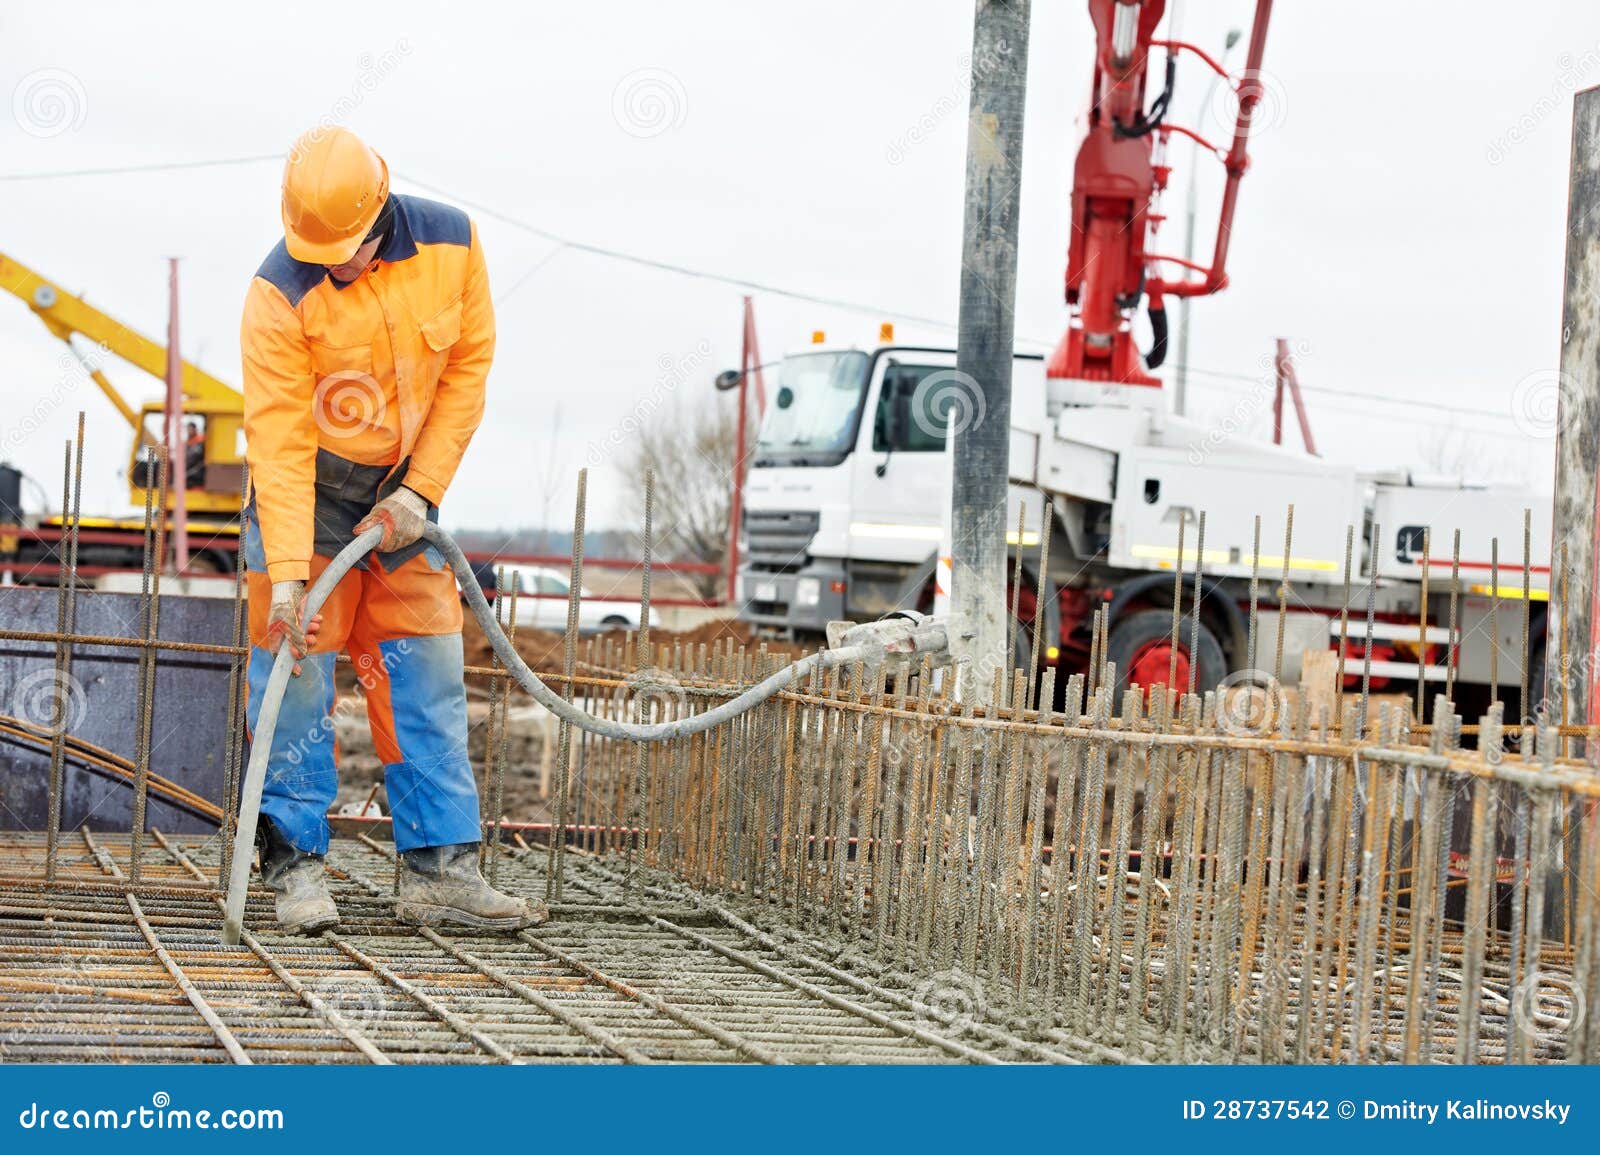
left=3, top=439, right=1596, bottom=1067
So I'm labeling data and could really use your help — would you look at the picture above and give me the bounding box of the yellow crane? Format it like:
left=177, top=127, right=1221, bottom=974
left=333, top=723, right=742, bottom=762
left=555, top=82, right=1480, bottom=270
left=0, top=249, right=245, bottom=519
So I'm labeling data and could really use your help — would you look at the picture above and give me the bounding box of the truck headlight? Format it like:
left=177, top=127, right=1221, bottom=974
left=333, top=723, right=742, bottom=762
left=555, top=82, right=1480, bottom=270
left=795, top=577, right=821, bottom=607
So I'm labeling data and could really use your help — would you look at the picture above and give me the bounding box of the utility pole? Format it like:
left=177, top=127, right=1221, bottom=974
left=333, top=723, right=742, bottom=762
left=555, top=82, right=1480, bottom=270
left=949, top=0, right=1031, bottom=702
left=1548, top=85, right=1600, bottom=942
left=1552, top=87, right=1600, bottom=745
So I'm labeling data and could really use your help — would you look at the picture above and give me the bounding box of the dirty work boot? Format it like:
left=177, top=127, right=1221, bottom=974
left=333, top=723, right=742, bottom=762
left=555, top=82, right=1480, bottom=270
left=257, top=818, right=339, bottom=934
left=395, top=842, right=549, bottom=931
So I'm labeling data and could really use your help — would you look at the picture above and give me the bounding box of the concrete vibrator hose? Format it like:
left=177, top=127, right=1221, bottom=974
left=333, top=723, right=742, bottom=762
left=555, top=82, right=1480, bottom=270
left=222, top=522, right=950, bottom=944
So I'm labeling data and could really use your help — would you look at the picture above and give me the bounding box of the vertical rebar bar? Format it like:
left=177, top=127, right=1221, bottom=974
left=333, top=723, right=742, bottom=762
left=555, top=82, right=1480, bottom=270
left=1490, top=537, right=1501, bottom=708
left=1006, top=503, right=1026, bottom=703
left=43, top=426, right=82, bottom=882
left=1358, top=521, right=1379, bottom=738
left=1414, top=527, right=1429, bottom=726
left=488, top=570, right=520, bottom=885
left=1271, top=506, right=1295, bottom=724
left=1335, top=524, right=1354, bottom=724
left=219, top=464, right=251, bottom=886
left=547, top=473, right=586, bottom=901
left=130, top=446, right=169, bottom=881
left=1521, top=508, right=1532, bottom=728
left=1188, top=512, right=1207, bottom=697
left=1026, top=500, right=1053, bottom=711
left=1446, top=529, right=1461, bottom=705
left=1246, top=514, right=1262, bottom=675
left=1168, top=511, right=1187, bottom=692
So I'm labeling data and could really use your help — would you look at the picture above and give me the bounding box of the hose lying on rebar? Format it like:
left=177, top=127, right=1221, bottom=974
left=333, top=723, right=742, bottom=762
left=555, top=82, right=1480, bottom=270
left=224, top=522, right=948, bottom=943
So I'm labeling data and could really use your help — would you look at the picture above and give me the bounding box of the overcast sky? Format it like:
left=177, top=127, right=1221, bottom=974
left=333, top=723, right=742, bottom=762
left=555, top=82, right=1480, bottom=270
left=3, top=1, right=1597, bottom=535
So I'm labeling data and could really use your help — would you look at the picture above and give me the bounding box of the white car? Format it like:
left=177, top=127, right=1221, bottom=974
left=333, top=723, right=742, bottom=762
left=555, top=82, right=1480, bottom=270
left=495, top=565, right=659, bottom=634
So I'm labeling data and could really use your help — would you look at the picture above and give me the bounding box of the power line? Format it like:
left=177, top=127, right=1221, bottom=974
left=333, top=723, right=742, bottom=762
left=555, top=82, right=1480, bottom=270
left=392, top=171, right=969, bottom=332
left=1178, top=364, right=1521, bottom=425
left=0, top=154, right=1535, bottom=429
left=0, top=154, right=281, bottom=181
left=1, top=152, right=974, bottom=332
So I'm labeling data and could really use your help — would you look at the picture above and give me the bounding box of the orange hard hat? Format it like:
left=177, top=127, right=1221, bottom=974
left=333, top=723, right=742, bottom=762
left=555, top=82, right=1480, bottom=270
left=280, top=127, right=389, bottom=265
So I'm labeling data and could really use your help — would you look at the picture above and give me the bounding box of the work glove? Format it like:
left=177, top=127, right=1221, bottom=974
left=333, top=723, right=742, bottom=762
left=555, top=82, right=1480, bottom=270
left=265, top=580, right=323, bottom=677
left=355, top=486, right=429, bottom=553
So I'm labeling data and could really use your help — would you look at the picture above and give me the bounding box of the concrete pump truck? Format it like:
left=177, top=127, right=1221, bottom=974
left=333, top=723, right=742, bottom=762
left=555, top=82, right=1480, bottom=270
left=733, top=0, right=1549, bottom=720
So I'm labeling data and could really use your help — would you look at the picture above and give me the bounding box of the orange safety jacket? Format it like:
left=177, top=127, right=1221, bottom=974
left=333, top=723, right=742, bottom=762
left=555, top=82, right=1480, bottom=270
left=240, top=194, right=494, bottom=583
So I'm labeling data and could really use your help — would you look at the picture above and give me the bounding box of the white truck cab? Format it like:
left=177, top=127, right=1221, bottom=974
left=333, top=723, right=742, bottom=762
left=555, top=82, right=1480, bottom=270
left=739, top=340, right=1044, bottom=632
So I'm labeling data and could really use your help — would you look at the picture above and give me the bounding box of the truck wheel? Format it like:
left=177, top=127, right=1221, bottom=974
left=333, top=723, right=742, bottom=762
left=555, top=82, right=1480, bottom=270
left=1105, top=608, right=1226, bottom=699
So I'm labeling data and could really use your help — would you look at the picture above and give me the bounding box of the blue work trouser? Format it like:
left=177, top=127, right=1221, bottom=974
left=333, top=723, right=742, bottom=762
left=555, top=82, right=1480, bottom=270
left=243, top=516, right=481, bottom=854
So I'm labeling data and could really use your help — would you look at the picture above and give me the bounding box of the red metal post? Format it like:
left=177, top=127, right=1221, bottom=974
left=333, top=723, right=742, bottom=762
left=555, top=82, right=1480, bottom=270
left=1272, top=337, right=1317, bottom=455
left=744, top=297, right=767, bottom=413
left=164, top=258, right=189, bottom=573
left=1271, top=343, right=1285, bottom=447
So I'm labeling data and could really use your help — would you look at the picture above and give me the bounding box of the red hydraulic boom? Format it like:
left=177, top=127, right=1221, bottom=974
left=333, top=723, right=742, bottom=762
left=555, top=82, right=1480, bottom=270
left=1047, top=0, right=1273, bottom=386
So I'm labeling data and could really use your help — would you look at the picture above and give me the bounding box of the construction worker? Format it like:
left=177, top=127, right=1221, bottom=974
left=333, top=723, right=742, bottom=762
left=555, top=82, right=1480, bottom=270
left=240, top=125, right=546, bottom=934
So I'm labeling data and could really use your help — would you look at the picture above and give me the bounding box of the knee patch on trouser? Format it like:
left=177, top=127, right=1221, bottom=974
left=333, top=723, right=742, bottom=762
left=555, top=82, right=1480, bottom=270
left=243, top=520, right=479, bottom=856
left=362, top=633, right=481, bottom=853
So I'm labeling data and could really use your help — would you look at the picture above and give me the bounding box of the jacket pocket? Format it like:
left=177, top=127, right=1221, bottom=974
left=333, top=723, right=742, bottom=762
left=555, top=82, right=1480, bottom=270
left=418, top=299, right=463, bottom=395
left=420, top=299, right=463, bottom=353
left=308, top=340, right=383, bottom=438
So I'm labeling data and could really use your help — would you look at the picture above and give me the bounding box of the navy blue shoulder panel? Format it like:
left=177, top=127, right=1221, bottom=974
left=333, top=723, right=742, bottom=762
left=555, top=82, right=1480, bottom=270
left=396, top=194, right=470, bottom=248
left=254, top=240, right=326, bottom=308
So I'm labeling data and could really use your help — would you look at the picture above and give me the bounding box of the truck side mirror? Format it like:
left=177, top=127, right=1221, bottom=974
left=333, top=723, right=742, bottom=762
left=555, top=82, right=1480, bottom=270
left=714, top=369, right=742, bottom=392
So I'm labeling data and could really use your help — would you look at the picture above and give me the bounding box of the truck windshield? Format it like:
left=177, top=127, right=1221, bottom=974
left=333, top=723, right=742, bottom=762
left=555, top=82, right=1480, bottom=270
left=754, top=351, right=870, bottom=466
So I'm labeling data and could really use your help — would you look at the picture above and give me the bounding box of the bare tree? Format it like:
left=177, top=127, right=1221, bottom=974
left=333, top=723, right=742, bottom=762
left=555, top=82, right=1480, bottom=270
left=1418, top=425, right=1529, bottom=487
left=533, top=403, right=564, bottom=553
left=620, top=396, right=754, bottom=598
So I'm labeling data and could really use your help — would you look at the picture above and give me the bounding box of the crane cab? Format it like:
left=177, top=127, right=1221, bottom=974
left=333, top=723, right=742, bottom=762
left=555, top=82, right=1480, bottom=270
left=128, top=398, right=246, bottom=515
